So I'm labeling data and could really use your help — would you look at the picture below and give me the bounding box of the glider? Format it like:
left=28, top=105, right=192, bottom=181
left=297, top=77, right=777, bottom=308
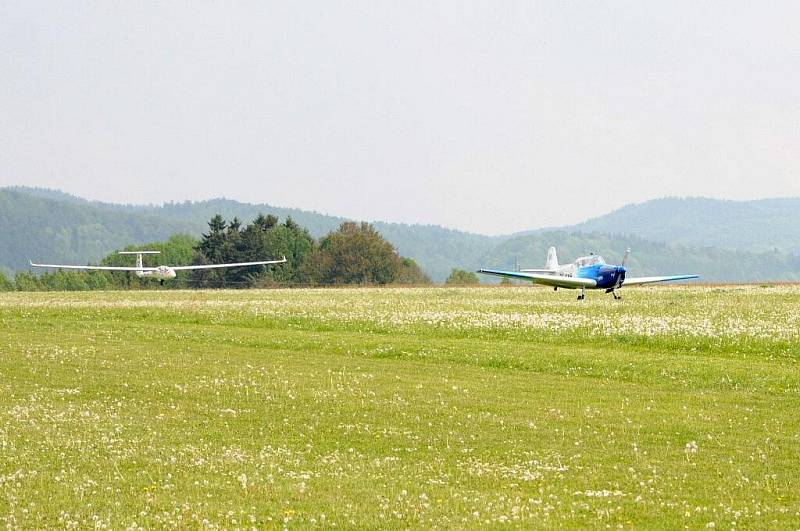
left=30, top=250, right=286, bottom=284
left=478, top=247, right=698, bottom=300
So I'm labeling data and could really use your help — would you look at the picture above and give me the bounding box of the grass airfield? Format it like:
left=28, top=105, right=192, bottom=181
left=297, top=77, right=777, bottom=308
left=1, top=286, right=799, bottom=529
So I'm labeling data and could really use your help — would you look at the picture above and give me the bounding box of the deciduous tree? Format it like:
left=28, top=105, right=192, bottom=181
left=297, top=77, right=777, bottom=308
left=445, top=268, right=480, bottom=285
left=304, top=222, right=402, bottom=285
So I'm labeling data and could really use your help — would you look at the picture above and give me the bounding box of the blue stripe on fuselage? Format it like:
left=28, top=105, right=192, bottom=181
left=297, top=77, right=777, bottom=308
left=577, top=265, right=621, bottom=289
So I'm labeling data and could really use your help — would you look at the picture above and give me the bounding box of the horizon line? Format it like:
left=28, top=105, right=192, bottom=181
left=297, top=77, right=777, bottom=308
left=4, top=184, right=800, bottom=238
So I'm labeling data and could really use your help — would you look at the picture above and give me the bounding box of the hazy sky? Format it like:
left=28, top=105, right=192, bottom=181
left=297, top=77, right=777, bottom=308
left=2, top=1, right=799, bottom=234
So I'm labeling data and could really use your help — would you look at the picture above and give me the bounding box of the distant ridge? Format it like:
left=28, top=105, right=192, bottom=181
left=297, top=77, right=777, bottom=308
left=2, top=187, right=799, bottom=282
left=6, top=187, right=96, bottom=205
left=554, top=196, right=800, bottom=254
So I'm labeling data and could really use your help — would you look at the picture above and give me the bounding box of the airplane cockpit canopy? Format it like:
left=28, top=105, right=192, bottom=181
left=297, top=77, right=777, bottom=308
left=575, top=255, right=605, bottom=268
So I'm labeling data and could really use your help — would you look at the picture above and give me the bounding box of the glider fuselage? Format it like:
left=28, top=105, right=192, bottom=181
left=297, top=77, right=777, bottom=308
left=136, top=266, right=177, bottom=280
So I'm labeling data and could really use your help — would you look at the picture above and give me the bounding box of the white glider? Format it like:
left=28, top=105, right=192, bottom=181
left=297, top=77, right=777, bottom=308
left=30, top=250, right=286, bottom=284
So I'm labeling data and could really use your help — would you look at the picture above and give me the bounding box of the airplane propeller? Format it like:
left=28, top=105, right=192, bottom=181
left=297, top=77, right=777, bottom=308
left=616, top=248, right=631, bottom=291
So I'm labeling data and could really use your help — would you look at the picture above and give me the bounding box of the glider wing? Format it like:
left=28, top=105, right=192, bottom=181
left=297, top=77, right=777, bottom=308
left=29, top=261, right=154, bottom=272
left=171, top=257, right=287, bottom=271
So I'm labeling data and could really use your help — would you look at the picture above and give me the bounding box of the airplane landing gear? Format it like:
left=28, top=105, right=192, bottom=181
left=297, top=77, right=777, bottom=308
left=612, top=291, right=621, bottom=300
left=577, top=287, right=586, bottom=301
left=160, top=279, right=164, bottom=286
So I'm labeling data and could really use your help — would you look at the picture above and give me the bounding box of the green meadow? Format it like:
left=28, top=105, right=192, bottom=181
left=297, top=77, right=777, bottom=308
left=1, top=286, right=798, bottom=528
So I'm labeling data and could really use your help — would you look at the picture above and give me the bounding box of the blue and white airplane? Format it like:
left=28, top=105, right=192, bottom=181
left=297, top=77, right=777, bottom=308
left=478, top=247, right=698, bottom=300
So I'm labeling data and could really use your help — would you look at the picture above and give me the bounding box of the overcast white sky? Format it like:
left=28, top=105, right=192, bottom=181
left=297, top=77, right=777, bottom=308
left=1, top=1, right=799, bottom=234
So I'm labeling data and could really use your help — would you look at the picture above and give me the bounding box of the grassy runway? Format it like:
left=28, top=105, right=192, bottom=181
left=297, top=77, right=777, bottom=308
left=1, top=286, right=798, bottom=528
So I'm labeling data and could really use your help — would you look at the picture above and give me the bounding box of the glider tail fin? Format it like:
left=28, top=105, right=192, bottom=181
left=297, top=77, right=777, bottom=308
left=545, top=247, right=558, bottom=270
left=118, top=250, right=160, bottom=270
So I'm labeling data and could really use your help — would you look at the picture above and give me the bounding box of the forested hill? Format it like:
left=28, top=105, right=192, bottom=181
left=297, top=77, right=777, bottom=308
left=0, top=188, right=195, bottom=274
left=554, top=197, right=800, bottom=254
left=0, top=187, right=499, bottom=281
left=3, top=187, right=800, bottom=282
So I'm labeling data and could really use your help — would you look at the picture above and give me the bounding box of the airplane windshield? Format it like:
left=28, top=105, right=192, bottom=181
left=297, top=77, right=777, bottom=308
left=576, top=255, right=605, bottom=267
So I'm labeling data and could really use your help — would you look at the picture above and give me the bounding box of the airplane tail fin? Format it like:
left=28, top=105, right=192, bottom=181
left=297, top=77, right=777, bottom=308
left=545, top=247, right=558, bottom=269
left=519, top=246, right=560, bottom=274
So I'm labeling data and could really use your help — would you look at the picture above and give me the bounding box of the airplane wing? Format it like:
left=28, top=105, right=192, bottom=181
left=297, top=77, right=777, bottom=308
left=477, top=269, right=597, bottom=288
left=622, top=274, right=699, bottom=286
left=171, top=257, right=287, bottom=271
left=30, top=261, right=154, bottom=272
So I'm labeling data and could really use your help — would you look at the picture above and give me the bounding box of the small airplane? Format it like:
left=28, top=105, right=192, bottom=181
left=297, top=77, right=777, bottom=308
left=30, top=250, right=287, bottom=285
left=478, top=247, right=698, bottom=300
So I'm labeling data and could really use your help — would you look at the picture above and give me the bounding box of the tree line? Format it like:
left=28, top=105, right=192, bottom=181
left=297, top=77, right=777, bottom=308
left=1, top=187, right=502, bottom=282
left=0, top=214, right=432, bottom=291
